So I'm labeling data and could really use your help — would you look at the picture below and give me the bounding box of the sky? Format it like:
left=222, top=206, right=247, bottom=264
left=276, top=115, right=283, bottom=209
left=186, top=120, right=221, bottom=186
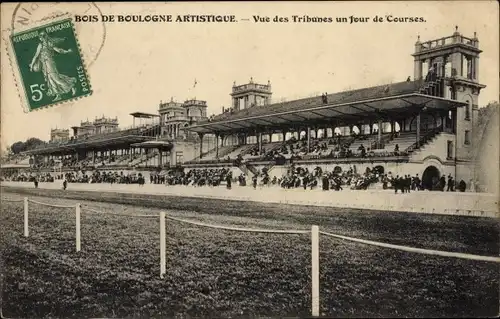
left=1, top=1, right=498, bottom=148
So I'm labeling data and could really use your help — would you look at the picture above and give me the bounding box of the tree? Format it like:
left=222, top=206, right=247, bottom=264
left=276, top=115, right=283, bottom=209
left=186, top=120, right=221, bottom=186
left=24, top=137, right=46, bottom=150
left=8, top=137, right=47, bottom=155
left=10, top=141, right=25, bottom=154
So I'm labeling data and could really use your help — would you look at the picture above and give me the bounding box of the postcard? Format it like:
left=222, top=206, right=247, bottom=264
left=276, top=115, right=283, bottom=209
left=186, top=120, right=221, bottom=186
left=1, top=2, right=498, bottom=318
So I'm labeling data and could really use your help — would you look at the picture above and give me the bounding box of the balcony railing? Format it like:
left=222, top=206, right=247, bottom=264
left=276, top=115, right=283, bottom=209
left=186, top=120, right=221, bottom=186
left=417, top=35, right=478, bottom=52
left=232, top=83, right=271, bottom=93
left=165, top=115, right=189, bottom=122
left=184, top=99, right=207, bottom=106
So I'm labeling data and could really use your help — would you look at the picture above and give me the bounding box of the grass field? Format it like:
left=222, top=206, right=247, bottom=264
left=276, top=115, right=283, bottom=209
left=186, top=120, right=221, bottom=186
left=1, top=187, right=499, bottom=318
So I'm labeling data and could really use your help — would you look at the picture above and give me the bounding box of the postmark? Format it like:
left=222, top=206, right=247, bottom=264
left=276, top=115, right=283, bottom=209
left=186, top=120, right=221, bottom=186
left=5, top=17, right=92, bottom=112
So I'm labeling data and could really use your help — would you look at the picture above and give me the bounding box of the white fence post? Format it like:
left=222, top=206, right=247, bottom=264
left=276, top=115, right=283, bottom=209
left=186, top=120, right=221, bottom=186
left=75, top=203, right=81, bottom=252
left=311, top=225, right=320, bottom=317
left=160, top=211, right=166, bottom=278
left=23, top=197, right=29, bottom=237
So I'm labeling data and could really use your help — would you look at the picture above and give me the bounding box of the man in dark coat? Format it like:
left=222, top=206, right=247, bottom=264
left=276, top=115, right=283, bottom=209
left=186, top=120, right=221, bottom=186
left=405, top=175, right=411, bottom=193
left=447, top=174, right=454, bottom=192
left=303, top=175, right=309, bottom=190
left=322, top=175, right=329, bottom=190
left=414, top=174, right=421, bottom=191
left=439, top=175, right=446, bottom=191
left=394, top=175, right=400, bottom=193
left=458, top=180, right=467, bottom=192
left=252, top=175, right=257, bottom=189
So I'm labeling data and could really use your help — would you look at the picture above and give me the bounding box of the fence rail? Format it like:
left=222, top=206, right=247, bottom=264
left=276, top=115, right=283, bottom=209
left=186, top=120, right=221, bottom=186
left=28, top=199, right=77, bottom=209
left=82, top=206, right=158, bottom=218
left=166, top=215, right=310, bottom=234
left=3, top=196, right=500, bottom=317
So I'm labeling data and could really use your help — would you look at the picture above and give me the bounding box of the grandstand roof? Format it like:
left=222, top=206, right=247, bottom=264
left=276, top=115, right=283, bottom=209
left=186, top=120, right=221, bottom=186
left=24, top=136, right=156, bottom=155
left=186, top=80, right=467, bottom=134
left=130, top=112, right=160, bottom=118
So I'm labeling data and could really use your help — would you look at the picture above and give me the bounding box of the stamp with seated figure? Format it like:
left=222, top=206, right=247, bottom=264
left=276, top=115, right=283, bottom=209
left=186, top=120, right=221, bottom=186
left=5, top=16, right=92, bottom=112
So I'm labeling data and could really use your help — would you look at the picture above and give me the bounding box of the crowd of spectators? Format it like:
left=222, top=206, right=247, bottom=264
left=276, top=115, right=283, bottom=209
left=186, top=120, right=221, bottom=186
left=60, top=171, right=146, bottom=184
left=2, top=165, right=469, bottom=193
left=276, top=164, right=381, bottom=191
left=163, top=168, right=232, bottom=187
left=29, top=152, right=152, bottom=172
left=1, top=172, right=50, bottom=182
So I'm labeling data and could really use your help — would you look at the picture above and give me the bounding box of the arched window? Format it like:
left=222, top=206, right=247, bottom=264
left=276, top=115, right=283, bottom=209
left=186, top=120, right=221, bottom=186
left=465, top=101, right=471, bottom=120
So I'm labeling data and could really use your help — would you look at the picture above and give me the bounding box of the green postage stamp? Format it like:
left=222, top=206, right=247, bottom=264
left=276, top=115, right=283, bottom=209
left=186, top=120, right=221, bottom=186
left=6, top=17, right=92, bottom=112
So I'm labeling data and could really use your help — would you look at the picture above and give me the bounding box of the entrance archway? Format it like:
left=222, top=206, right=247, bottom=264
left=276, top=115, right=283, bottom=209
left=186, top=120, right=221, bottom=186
left=422, top=165, right=440, bottom=190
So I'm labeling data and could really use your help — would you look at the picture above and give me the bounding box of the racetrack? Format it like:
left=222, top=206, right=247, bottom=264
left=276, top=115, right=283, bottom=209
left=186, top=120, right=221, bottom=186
left=1, top=187, right=499, bottom=318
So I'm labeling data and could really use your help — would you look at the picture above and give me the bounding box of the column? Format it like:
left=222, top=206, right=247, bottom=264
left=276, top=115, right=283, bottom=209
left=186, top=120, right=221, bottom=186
left=158, top=149, right=162, bottom=167
left=215, top=134, right=220, bottom=159
left=258, top=132, right=263, bottom=153
left=199, top=133, right=204, bottom=158
left=452, top=109, right=457, bottom=134
left=416, top=113, right=421, bottom=147
left=282, top=131, right=286, bottom=142
left=307, top=126, right=311, bottom=152
left=473, top=57, right=479, bottom=80
left=377, top=119, right=382, bottom=148
left=441, top=56, right=447, bottom=78
left=92, top=151, right=95, bottom=164
left=414, top=60, right=422, bottom=80
left=369, top=121, right=373, bottom=134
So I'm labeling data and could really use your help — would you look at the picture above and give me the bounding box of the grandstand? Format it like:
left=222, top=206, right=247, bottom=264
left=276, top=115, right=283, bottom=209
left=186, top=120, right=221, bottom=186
left=184, top=29, right=485, bottom=190
left=1, top=28, right=490, bottom=192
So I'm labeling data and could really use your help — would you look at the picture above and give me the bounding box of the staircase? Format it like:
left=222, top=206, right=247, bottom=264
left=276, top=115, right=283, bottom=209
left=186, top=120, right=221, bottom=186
left=238, top=161, right=259, bottom=176
left=238, top=163, right=250, bottom=175
left=419, top=77, right=444, bottom=97
left=406, top=128, right=448, bottom=161
left=246, top=163, right=259, bottom=175
left=264, top=162, right=275, bottom=172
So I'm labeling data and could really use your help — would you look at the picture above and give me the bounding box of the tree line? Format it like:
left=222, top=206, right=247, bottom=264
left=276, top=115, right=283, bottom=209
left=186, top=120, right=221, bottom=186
left=8, top=137, right=47, bottom=155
